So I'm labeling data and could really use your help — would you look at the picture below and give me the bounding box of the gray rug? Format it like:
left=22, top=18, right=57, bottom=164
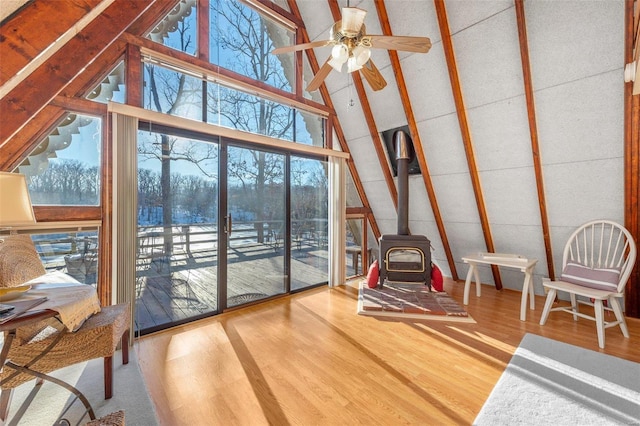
left=7, top=347, right=159, bottom=425
left=475, top=333, right=640, bottom=425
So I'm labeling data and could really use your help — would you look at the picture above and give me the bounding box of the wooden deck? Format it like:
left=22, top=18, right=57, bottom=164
left=134, top=241, right=355, bottom=332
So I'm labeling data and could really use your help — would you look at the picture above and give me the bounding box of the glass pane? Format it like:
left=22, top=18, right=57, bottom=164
left=147, top=0, right=197, bottom=56
left=216, top=86, right=293, bottom=139
left=295, top=110, right=325, bottom=147
left=290, top=156, right=329, bottom=290
left=136, top=130, right=219, bottom=333
left=210, top=0, right=294, bottom=92
left=20, top=113, right=101, bottom=206
left=227, top=145, right=286, bottom=306
left=32, top=231, right=99, bottom=287
left=143, top=63, right=204, bottom=121
left=86, top=61, right=125, bottom=104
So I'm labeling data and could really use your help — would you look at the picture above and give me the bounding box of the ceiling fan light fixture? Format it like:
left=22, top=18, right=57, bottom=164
left=347, top=57, right=363, bottom=73
left=331, top=44, right=349, bottom=61
left=328, top=56, right=346, bottom=72
left=352, top=44, right=371, bottom=66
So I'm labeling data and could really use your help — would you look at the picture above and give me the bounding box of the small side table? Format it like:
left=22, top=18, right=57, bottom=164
left=462, top=253, right=538, bottom=321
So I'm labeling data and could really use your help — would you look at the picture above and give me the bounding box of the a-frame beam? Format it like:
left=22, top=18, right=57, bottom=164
left=514, top=0, right=555, bottom=281
left=0, top=0, right=155, bottom=146
left=434, top=0, right=502, bottom=289
left=625, top=0, right=640, bottom=317
left=373, top=0, right=458, bottom=280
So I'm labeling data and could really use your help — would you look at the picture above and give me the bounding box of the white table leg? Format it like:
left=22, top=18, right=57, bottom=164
left=463, top=264, right=475, bottom=305
left=473, top=266, right=481, bottom=297
left=520, top=269, right=534, bottom=321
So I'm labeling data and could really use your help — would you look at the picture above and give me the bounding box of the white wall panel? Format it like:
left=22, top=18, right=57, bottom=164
left=348, top=135, right=388, bottom=183
left=480, top=167, right=540, bottom=225
left=525, top=0, right=624, bottom=91
left=404, top=46, right=457, bottom=122
left=449, top=6, right=523, bottom=108
left=362, top=180, right=397, bottom=222
left=544, top=158, right=624, bottom=228
left=418, top=114, right=468, bottom=175
left=469, top=96, right=532, bottom=171
left=431, top=173, right=480, bottom=224
left=445, top=0, right=513, bottom=35
left=536, top=71, right=624, bottom=165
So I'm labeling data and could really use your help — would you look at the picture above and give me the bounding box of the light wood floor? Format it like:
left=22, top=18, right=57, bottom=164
left=135, top=278, right=640, bottom=425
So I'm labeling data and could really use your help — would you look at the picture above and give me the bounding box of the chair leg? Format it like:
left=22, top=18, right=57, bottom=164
left=539, top=289, right=556, bottom=325
left=122, top=330, right=130, bottom=365
left=594, top=299, right=605, bottom=349
left=0, top=388, right=13, bottom=422
left=104, top=356, right=113, bottom=400
left=609, top=297, right=630, bottom=338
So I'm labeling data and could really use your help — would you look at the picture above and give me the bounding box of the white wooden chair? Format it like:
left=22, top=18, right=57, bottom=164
left=539, top=220, right=637, bottom=348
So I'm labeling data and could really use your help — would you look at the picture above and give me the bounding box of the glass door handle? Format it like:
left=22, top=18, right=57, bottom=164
left=225, top=214, right=232, bottom=236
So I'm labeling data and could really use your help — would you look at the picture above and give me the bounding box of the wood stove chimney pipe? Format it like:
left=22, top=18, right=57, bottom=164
left=395, top=130, right=411, bottom=235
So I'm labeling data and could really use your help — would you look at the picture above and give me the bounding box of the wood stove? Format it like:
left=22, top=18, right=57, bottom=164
left=378, top=130, right=431, bottom=288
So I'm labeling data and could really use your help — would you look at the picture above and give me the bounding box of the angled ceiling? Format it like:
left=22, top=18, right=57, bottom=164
left=0, top=0, right=638, bottom=313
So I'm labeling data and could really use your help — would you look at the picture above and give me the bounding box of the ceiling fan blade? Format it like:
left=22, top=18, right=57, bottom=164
left=359, top=59, right=387, bottom=91
left=272, top=40, right=331, bottom=55
left=306, top=56, right=333, bottom=92
left=368, top=35, right=432, bottom=53
left=341, top=7, right=367, bottom=35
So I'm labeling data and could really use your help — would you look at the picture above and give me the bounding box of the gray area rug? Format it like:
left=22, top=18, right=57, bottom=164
left=475, top=333, right=640, bottom=425
left=7, top=347, right=158, bottom=425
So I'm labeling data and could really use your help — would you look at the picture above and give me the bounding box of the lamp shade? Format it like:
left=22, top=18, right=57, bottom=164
left=0, top=172, right=36, bottom=227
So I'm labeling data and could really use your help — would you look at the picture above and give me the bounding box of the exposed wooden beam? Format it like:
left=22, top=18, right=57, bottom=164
left=0, top=40, right=126, bottom=171
left=125, top=0, right=181, bottom=36
left=0, top=0, right=106, bottom=87
left=625, top=0, right=640, bottom=317
left=434, top=0, right=502, bottom=290
left=373, top=0, right=457, bottom=280
left=327, top=0, right=399, bottom=218
left=514, top=0, right=555, bottom=281
left=0, top=0, right=155, bottom=146
left=286, top=0, right=382, bottom=240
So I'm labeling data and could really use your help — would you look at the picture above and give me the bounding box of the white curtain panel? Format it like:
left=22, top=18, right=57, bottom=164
left=329, top=156, right=346, bottom=287
left=111, top=111, right=138, bottom=343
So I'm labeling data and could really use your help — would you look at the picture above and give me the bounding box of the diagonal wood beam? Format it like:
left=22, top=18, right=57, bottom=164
left=286, top=0, right=382, bottom=240
left=624, top=0, right=640, bottom=317
left=0, top=0, right=107, bottom=88
left=514, top=0, right=555, bottom=281
left=327, top=0, right=399, bottom=218
left=373, top=0, right=457, bottom=280
left=434, top=0, right=502, bottom=290
left=0, top=0, right=155, bottom=146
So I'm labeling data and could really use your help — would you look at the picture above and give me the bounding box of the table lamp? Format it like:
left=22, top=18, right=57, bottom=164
left=0, top=172, right=36, bottom=235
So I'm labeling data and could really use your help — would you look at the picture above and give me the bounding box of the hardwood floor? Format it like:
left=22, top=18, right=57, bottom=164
left=135, top=278, right=640, bottom=425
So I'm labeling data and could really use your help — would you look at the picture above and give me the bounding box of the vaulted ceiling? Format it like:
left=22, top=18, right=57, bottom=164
left=1, top=0, right=639, bottom=314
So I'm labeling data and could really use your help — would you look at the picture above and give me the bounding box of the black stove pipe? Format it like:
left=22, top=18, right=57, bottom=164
left=395, top=130, right=412, bottom=236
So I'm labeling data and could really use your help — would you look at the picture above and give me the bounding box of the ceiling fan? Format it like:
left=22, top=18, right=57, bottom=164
left=272, top=6, right=432, bottom=92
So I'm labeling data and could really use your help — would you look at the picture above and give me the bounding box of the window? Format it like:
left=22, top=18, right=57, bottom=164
left=147, top=0, right=197, bottom=56
left=210, top=0, right=294, bottom=92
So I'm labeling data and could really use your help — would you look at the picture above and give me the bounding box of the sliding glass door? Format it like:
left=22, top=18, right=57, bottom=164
left=135, top=128, right=329, bottom=334
left=224, top=145, right=287, bottom=307
left=136, top=129, right=219, bottom=333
